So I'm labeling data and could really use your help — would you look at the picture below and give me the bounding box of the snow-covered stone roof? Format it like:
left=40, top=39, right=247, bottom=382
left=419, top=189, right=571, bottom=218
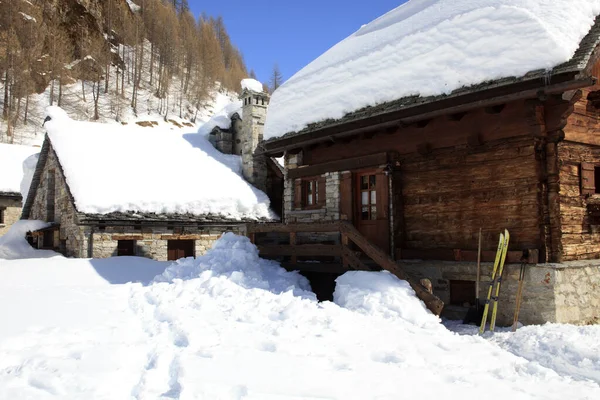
left=0, top=143, right=40, bottom=196
left=39, top=107, right=272, bottom=220
left=264, top=0, right=600, bottom=139
left=197, top=101, right=242, bottom=137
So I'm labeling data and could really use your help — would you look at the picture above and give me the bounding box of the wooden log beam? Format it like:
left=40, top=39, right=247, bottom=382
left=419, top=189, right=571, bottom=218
left=258, top=244, right=343, bottom=257
left=247, top=222, right=342, bottom=233
left=287, top=152, right=388, bottom=180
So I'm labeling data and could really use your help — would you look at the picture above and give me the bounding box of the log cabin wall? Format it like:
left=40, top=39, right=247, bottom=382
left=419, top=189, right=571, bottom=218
left=301, top=99, right=549, bottom=258
left=559, top=64, right=600, bottom=260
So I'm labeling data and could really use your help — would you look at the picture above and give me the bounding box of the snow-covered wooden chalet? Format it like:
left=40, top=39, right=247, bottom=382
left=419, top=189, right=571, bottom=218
left=255, top=0, right=600, bottom=325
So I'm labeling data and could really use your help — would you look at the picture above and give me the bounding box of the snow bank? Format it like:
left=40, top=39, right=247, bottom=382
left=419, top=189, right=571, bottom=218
left=156, top=233, right=313, bottom=297
left=264, top=0, right=600, bottom=139
left=0, top=220, right=56, bottom=259
left=241, top=78, right=264, bottom=93
left=334, top=271, right=440, bottom=328
left=0, top=143, right=40, bottom=194
left=197, top=100, right=242, bottom=137
left=126, top=0, right=141, bottom=12
left=492, top=323, right=600, bottom=384
left=43, top=107, right=272, bottom=220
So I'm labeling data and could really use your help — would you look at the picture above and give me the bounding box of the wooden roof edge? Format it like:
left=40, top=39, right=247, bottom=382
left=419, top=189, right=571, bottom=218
left=263, top=75, right=597, bottom=155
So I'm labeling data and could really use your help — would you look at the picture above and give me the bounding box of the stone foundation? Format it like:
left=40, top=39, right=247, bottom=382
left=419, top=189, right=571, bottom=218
left=402, top=260, right=600, bottom=326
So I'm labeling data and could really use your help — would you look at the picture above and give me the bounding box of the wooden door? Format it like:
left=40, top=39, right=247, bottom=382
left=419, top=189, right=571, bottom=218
left=167, top=240, right=195, bottom=261
left=354, top=170, right=390, bottom=253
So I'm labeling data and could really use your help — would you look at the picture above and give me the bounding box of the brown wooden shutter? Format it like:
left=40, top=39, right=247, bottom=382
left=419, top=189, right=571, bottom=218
left=317, top=176, right=327, bottom=207
left=294, top=179, right=303, bottom=209
left=376, top=172, right=389, bottom=220
left=581, top=162, right=595, bottom=196
left=340, top=172, right=353, bottom=221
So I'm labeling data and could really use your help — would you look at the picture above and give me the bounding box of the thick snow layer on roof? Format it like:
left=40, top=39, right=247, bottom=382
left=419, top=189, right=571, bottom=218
left=241, top=78, right=264, bottom=93
left=0, top=143, right=40, bottom=194
left=264, top=0, right=600, bottom=139
left=43, top=107, right=271, bottom=219
left=197, top=100, right=242, bottom=137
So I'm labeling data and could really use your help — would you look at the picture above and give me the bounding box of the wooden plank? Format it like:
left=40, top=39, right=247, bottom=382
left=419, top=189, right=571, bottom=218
left=340, top=172, right=353, bottom=221
left=257, top=244, right=342, bottom=257
left=111, top=234, right=143, bottom=241
left=288, top=152, right=388, bottom=179
left=247, top=222, right=342, bottom=234
left=279, top=262, right=349, bottom=274
left=341, top=246, right=369, bottom=270
left=340, top=222, right=444, bottom=316
left=290, top=232, right=297, bottom=264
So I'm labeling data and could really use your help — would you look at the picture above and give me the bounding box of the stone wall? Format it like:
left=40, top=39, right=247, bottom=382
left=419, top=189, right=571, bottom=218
left=0, top=196, right=22, bottom=236
left=79, top=225, right=241, bottom=260
left=402, top=260, right=600, bottom=326
left=28, top=145, right=85, bottom=256
left=283, top=152, right=342, bottom=223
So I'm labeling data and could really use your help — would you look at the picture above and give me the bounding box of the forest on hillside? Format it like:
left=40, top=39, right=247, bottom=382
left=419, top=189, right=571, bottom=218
left=0, top=0, right=255, bottom=143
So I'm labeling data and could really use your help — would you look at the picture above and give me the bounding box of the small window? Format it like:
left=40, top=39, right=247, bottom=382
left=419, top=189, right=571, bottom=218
left=117, top=240, right=136, bottom=256
left=359, top=174, right=377, bottom=220
left=98, top=222, right=106, bottom=231
left=595, top=167, right=600, bottom=194
left=0, top=207, right=5, bottom=224
left=303, top=179, right=318, bottom=207
left=261, top=98, right=265, bottom=105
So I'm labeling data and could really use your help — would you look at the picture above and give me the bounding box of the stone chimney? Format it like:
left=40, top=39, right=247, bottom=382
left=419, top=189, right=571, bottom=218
left=240, top=86, right=270, bottom=191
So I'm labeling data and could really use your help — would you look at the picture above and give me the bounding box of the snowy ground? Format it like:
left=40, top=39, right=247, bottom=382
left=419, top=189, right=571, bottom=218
left=1, top=226, right=599, bottom=399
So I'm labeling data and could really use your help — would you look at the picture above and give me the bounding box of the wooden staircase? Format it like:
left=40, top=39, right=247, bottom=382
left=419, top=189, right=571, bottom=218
left=247, top=222, right=444, bottom=316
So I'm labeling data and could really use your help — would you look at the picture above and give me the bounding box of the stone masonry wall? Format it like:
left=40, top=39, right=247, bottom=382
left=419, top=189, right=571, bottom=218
left=283, top=152, right=341, bottom=224
left=402, top=261, right=600, bottom=326
left=0, top=197, right=22, bottom=236
left=28, top=145, right=85, bottom=257
left=79, top=225, right=240, bottom=260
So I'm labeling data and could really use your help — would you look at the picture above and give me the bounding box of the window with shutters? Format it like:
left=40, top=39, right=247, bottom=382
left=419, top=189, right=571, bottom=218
left=294, top=176, right=326, bottom=210
left=580, top=162, right=600, bottom=196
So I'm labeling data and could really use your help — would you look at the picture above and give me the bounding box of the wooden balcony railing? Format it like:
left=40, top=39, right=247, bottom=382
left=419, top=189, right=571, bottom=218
left=247, top=222, right=444, bottom=316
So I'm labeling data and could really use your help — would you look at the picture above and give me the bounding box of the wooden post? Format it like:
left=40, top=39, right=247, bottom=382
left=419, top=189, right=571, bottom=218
left=290, top=231, right=297, bottom=265
left=341, top=232, right=349, bottom=269
left=476, top=228, right=482, bottom=310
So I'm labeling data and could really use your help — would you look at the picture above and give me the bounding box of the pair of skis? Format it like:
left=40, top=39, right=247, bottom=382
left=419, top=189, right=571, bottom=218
left=479, top=230, right=510, bottom=334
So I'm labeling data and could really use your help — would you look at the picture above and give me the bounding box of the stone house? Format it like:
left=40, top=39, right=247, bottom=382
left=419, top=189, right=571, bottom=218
left=0, top=143, right=39, bottom=237
left=255, top=5, right=600, bottom=325
left=21, top=84, right=279, bottom=261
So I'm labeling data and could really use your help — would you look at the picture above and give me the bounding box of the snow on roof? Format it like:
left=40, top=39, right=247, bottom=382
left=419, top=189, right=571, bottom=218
left=197, top=100, right=242, bottom=137
left=264, top=0, right=600, bottom=139
left=241, top=78, right=264, bottom=93
left=42, top=107, right=272, bottom=220
left=0, top=143, right=40, bottom=195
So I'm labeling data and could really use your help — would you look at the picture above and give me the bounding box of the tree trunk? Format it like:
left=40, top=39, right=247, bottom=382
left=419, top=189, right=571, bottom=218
left=58, top=78, right=63, bottom=107
left=2, top=70, right=9, bottom=119
left=50, top=79, right=55, bottom=106
left=24, top=94, right=30, bottom=124
left=82, top=80, right=86, bottom=102
left=149, top=41, right=154, bottom=86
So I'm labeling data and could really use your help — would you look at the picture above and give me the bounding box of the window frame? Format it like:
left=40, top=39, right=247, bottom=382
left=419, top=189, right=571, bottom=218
left=302, top=178, right=320, bottom=209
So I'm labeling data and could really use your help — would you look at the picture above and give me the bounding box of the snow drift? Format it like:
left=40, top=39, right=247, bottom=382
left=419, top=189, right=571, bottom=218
left=0, top=220, right=55, bottom=259
left=264, top=0, right=600, bottom=139
left=0, top=143, right=40, bottom=194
